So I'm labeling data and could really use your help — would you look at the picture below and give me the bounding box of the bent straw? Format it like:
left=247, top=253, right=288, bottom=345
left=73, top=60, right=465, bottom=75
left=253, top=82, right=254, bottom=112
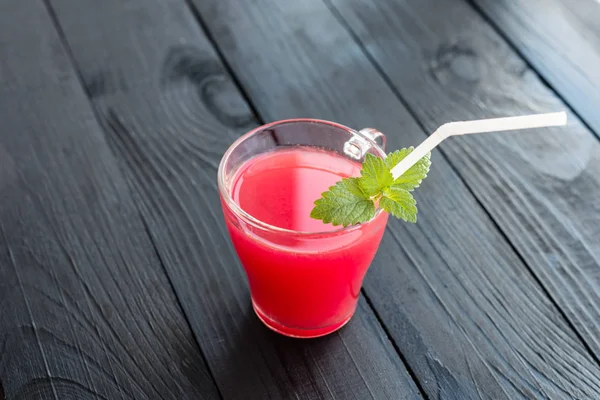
left=390, top=112, right=568, bottom=180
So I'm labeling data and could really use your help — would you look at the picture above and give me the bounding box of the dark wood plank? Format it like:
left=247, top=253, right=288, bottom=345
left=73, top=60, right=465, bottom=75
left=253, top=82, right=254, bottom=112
left=328, top=0, right=600, bottom=362
left=46, top=0, right=423, bottom=398
left=189, top=0, right=600, bottom=398
left=470, top=0, right=600, bottom=138
left=0, top=1, right=220, bottom=399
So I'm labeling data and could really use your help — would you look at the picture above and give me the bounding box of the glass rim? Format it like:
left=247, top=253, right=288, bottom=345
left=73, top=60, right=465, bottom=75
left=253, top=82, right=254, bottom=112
left=217, top=118, right=386, bottom=237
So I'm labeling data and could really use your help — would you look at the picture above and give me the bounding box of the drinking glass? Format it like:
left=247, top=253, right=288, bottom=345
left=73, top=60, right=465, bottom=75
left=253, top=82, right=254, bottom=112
left=218, top=119, right=388, bottom=338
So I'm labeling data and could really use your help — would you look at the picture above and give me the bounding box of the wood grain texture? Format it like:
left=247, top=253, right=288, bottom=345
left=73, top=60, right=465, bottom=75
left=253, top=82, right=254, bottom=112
left=328, top=0, right=600, bottom=363
left=0, top=1, right=220, bottom=399
left=47, top=0, right=423, bottom=398
left=470, top=0, right=600, bottom=138
left=190, top=0, right=600, bottom=398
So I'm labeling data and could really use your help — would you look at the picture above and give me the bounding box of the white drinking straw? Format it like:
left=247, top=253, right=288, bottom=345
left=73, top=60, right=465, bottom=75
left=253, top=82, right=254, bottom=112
left=390, top=112, right=568, bottom=180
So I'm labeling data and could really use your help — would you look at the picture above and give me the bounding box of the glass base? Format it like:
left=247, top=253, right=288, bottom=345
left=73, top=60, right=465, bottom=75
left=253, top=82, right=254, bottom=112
left=252, top=302, right=354, bottom=338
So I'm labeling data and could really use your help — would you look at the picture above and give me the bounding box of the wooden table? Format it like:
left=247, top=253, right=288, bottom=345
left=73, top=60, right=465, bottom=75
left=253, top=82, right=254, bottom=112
left=2, top=0, right=600, bottom=398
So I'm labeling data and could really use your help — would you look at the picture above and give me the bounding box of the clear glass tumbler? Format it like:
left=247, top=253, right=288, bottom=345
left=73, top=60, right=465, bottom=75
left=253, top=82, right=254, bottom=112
left=218, top=119, right=388, bottom=338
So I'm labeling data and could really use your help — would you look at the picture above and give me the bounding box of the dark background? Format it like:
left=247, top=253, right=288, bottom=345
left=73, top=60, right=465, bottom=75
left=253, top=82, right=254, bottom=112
left=1, top=0, right=600, bottom=399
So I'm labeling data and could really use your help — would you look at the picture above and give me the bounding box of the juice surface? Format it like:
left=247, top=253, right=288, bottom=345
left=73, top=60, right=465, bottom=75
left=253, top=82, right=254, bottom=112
left=231, top=147, right=360, bottom=232
left=224, top=147, right=388, bottom=337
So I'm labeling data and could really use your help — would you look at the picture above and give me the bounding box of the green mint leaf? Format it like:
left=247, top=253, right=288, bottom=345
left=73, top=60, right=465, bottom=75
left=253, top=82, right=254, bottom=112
left=380, top=186, right=418, bottom=223
left=359, top=153, right=394, bottom=196
left=310, top=148, right=432, bottom=226
left=385, top=148, right=431, bottom=190
left=310, top=177, right=376, bottom=227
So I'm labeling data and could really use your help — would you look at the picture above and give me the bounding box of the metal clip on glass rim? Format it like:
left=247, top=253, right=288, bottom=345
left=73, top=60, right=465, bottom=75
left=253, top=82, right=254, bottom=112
left=343, top=128, right=387, bottom=159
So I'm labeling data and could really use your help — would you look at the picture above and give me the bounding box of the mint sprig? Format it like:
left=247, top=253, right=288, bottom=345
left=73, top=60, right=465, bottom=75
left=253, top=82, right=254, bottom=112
left=310, top=148, right=431, bottom=227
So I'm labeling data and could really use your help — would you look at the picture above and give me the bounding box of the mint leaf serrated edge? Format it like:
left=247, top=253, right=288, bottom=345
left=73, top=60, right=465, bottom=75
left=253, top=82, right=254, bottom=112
left=310, top=177, right=376, bottom=227
left=380, top=186, right=418, bottom=223
left=385, top=148, right=431, bottom=191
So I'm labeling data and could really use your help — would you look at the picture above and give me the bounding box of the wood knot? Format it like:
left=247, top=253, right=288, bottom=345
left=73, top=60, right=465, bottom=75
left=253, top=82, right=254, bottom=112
left=430, top=43, right=483, bottom=86
left=161, top=45, right=256, bottom=128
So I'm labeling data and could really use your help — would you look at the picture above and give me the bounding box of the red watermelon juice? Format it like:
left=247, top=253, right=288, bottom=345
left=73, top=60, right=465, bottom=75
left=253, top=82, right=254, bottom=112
left=221, top=146, right=388, bottom=338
